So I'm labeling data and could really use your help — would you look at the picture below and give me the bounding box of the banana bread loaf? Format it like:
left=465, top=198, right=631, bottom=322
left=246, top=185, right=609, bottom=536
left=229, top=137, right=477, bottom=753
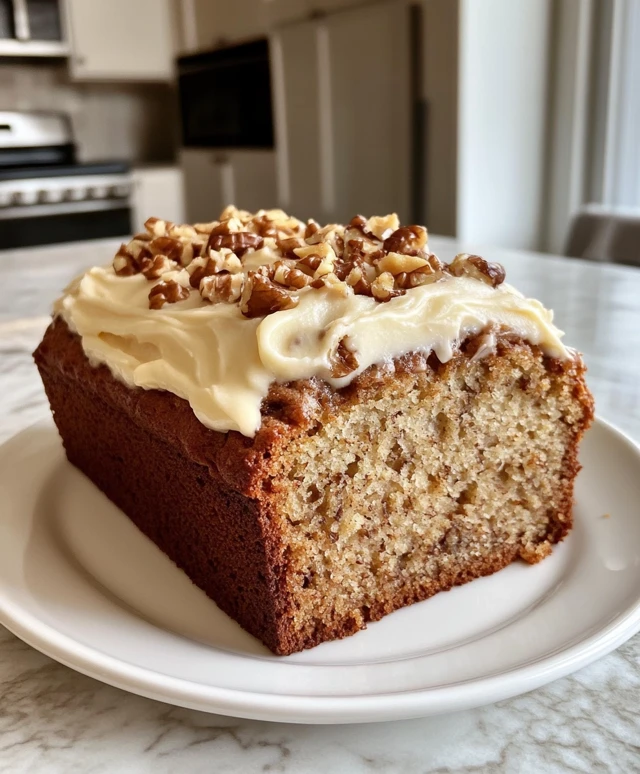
left=34, top=207, right=594, bottom=655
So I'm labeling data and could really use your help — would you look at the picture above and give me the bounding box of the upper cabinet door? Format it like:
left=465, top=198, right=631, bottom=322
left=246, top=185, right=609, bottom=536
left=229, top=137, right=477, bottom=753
left=65, top=0, right=174, bottom=80
left=273, top=19, right=323, bottom=221
left=276, top=1, right=411, bottom=224
left=323, top=1, right=411, bottom=223
left=187, top=0, right=268, bottom=51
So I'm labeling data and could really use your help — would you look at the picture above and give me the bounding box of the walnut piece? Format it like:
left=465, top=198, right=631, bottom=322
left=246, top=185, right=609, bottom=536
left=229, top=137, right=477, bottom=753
left=148, top=280, right=190, bottom=309
left=366, top=213, right=400, bottom=240
left=345, top=265, right=370, bottom=295
left=149, top=236, right=184, bottom=262
left=294, top=242, right=337, bottom=278
left=376, top=252, right=429, bottom=276
left=309, top=271, right=350, bottom=296
left=448, top=253, right=506, bottom=287
left=277, top=236, right=306, bottom=257
left=113, top=244, right=139, bottom=276
left=271, top=260, right=312, bottom=290
left=144, top=217, right=173, bottom=237
left=305, top=219, right=321, bottom=239
left=188, top=252, right=242, bottom=288
left=141, top=254, right=177, bottom=280
left=371, top=271, right=404, bottom=301
left=383, top=225, right=427, bottom=255
left=330, top=338, right=359, bottom=378
left=241, top=272, right=299, bottom=318
left=206, top=231, right=264, bottom=257
left=200, top=273, right=244, bottom=303
left=114, top=209, right=508, bottom=316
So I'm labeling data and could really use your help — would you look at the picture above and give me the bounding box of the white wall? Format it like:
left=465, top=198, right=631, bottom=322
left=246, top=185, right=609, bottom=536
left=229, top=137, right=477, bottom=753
left=0, top=62, right=178, bottom=163
left=457, top=0, right=551, bottom=250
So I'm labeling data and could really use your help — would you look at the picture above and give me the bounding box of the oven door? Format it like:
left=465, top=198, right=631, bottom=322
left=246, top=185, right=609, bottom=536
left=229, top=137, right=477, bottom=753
left=178, top=39, right=274, bottom=149
left=0, top=199, right=131, bottom=249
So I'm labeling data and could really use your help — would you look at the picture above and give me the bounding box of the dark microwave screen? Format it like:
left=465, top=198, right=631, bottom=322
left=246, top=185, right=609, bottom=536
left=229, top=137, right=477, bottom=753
left=178, top=41, right=274, bottom=149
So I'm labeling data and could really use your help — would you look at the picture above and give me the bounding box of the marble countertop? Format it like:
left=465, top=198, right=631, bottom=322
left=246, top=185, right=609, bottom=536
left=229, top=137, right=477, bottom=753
left=1, top=238, right=639, bottom=773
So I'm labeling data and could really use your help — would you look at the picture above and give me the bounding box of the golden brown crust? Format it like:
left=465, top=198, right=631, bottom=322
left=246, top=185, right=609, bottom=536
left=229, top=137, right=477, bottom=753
left=34, top=318, right=594, bottom=655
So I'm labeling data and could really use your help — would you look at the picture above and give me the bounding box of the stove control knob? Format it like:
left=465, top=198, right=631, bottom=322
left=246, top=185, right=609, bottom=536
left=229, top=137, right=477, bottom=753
left=111, top=183, right=131, bottom=198
left=41, top=188, right=64, bottom=204
left=13, top=190, right=39, bottom=206
left=89, top=185, right=108, bottom=199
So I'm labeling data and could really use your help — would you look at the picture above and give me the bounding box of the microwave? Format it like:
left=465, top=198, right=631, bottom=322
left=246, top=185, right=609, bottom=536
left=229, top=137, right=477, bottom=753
left=177, top=39, right=274, bottom=149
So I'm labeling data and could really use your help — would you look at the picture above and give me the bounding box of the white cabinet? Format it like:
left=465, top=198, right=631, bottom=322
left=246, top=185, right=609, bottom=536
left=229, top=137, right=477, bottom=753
left=276, top=19, right=321, bottom=221
left=274, top=2, right=411, bottom=224
left=180, top=149, right=278, bottom=223
left=323, top=2, right=410, bottom=222
left=266, top=0, right=362, bottom=27
left=186, top=0, right=268, bottom=51
left=131, top=166, right=186, bottom=231
left=65, top=0, right=175, bottom=80
left=181, top=0, right=373, bottom=52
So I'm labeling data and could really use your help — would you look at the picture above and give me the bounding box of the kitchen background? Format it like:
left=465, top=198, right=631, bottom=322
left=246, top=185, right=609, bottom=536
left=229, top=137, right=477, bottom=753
left=0, top=0, right=638, bottom=262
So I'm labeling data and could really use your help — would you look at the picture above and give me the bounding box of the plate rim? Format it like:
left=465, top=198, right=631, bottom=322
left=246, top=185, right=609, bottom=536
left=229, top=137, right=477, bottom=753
left=1, top=416, right=639, bottom=724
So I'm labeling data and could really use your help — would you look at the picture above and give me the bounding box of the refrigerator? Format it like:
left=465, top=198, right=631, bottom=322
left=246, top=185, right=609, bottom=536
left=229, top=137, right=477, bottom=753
left=271, top=0, right=419, bottom=225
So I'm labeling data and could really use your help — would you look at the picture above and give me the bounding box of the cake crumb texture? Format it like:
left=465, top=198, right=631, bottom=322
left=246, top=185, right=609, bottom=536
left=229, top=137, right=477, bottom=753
left=268, top=340, right=592, bottom=652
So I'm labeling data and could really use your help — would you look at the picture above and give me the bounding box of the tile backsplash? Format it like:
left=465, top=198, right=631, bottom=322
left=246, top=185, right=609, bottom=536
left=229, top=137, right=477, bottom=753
left=0, top=61, right=179, bottom=163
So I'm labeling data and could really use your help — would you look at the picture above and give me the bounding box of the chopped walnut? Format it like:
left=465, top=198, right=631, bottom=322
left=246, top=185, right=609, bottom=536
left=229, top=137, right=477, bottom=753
left=168, top=223, right=198, bottom=241
left=348, top=215, right=375, bottom=238
left=208, top=217, right=245, bottom=236
left=241, top=272, right=299, bottom=318
left=277, top=236, right=306, bottom=257
left=206, top=231, right=264, bottom=257
left=309, top=272, right=350, bottom=296
left=149, top=236, right=184, bottom=263
left=342, top=237, right=383, bottom=266
left=366, top=213, right=400, bottom=241
left=148, top=280, right=190, bottom=309
left=371, top=271, right=404, bottom=301
left=305, top=223, right=346, bottom=256
left=396, top=266, right=445, bottom=289
left=127, top=238, right=152, bottom=261
left=200, top=272, right=244, bottom=303
left=305, top=219, right=321, bottom=239
left=347, top=214, right=399, bottom=243
left=294, top=242, right=337, bottom=278
left=141, top=254, right=177, bottom=280
left=271, top=260, right=312, bottom=290
left=219, top=205, right=253, bottom=223
left=448, top=253, right=506, bottom=287
left=344, top=265, right=374, bottom=296
left=144, top=217, right=173, bottom=238
left=376, top=252, right=430, bottom=276
left=113, top=209, right=508, bottom=318
left=113, top=244, right=138, bottom=276
left=187, top=251, right=242, bottom=288
left=383, top=225, right=427, bottom=255
left=330, top=338, right=359, bottom=378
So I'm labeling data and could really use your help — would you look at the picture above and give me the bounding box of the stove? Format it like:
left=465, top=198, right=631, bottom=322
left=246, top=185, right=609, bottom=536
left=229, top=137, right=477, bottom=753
left=0, top=112, right=132, bottom=249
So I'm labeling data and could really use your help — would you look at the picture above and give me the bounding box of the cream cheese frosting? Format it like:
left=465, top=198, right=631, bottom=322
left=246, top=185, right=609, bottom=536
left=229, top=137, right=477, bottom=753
left=56, top=264, right=568, bottom=437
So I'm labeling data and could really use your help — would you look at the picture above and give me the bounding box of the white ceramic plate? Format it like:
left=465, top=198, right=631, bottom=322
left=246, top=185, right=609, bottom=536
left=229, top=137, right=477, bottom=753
left=1, top=418, right=639, bottom=724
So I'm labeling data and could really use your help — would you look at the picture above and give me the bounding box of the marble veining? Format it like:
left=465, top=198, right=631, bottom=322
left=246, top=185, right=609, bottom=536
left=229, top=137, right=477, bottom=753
left=0, top=238, right=639, bottom=773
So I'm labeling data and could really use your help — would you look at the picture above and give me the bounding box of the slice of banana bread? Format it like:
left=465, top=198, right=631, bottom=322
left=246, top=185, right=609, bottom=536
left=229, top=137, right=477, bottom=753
left=34, top=208, right=594, bottom=655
